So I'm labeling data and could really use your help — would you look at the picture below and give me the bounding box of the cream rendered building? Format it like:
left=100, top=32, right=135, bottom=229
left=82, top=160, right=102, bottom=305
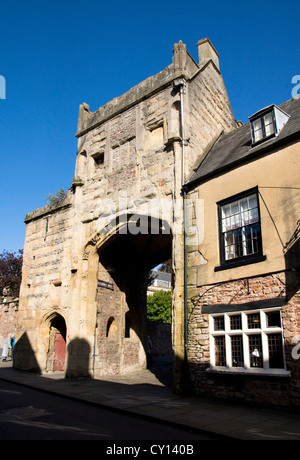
left=185, top=97, right=300, bottom=408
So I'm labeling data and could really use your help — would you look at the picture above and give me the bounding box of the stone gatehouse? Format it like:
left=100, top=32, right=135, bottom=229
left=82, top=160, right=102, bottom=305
left=15, top=38, right=300, bottom=408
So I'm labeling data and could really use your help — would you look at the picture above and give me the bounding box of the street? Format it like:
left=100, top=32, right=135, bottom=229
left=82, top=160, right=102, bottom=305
left=0, top=379, right=216, bottom=441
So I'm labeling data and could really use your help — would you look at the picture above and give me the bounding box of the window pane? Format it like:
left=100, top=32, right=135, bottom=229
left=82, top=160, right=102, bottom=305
left=265, top=122, right=275, bottom=137
left=214, top=316, right=225, bottom=331
left=233, top=229, right=242, bottom=258
left=230, top=314, right=242, bottom=330
left=247, top=313, right=261, bottom=329
left=250, top=223, right=261, bottom=254
left=268, top=334, right=284, bottom=369
left=222, top=204, right=231, bottom=219
left=254, top=129, right=263, bottom=142
left=253, top=118, right=263, bottom=142
left=248, top=194, right=258, bottom=209
left=231, top=202, right=239, bottom=215
left=264, top=113, right=275, bottom=137
left=231, top=335, right=244, bottom=367
left=222, top=217, right=232, bottom=232
left=266, top=311, right=281, bottom=328
left=244, top=224, right=261, bottom=255
left=264, top=112, right=273, bottom=125
left=245, top=226, right=254, bottom=254
left=224, top=231, right=236, bottom=260
left=241, top=208, right=250, bottom=226
left=248, top=205, right=258, bottom=224
left=249, top=335, right=263, bottom=368
left=215, top=336, right=226, bottom=366
left=231, top=212, right=241, bottom=229
left=253, top=118, right=262, bottom=131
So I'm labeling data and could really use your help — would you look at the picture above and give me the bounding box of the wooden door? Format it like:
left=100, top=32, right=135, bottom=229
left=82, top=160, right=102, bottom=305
left=53, top=333, right=66, bottom=371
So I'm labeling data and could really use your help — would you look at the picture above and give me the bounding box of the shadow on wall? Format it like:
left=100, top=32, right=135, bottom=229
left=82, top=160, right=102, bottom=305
left=13, top=334, right=92, bottom=378
left=65, top=338, right=91, bottom=379
left=284, top=229, right=300, bottom=302
left=13, top=332, right=41, bottom=374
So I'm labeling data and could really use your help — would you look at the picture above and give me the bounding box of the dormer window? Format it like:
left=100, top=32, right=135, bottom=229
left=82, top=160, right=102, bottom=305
left=249, top=105, right=290, bottom=145
left=252, top=111, right=275, bottom=143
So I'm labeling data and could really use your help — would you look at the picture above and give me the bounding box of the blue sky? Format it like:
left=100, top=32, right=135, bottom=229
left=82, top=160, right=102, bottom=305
left=0, top=0, right=299, bottom=253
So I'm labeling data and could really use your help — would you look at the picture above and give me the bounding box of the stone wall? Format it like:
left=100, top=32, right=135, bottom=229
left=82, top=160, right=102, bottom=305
left=0, top=295, right=18, bottom=354
left=147, top=321, right=173, bottom=358
left=16, top=39, right=236, bottom=387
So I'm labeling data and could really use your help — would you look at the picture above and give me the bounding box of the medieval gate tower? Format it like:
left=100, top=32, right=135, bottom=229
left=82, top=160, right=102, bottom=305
left=16, top=39, right=236, bottom=390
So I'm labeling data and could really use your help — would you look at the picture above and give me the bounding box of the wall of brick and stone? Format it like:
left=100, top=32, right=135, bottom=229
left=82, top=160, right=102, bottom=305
left=0, top=296, right=18, bottom=354
left=187, top=270, right=300, bottom=409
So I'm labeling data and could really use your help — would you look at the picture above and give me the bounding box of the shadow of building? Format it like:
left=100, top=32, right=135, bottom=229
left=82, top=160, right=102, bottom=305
left=13, top=332, right=41, bottom=374
left=65, top=338, right=91, bottom=379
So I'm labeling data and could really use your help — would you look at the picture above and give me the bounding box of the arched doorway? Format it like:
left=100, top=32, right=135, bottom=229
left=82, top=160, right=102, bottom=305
left=46, top=313, right=67, bottom=373
left=93, top=215, right=173, bottom=378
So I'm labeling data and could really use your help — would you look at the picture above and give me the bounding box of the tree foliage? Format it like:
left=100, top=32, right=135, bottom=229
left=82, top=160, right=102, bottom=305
left=147, top=290, right=171, bottom=323
left=0, top=250, right=23, bottom=297
left=46, top=188, right=67, bottom=205
left=158, top=259, right=172, bottom=273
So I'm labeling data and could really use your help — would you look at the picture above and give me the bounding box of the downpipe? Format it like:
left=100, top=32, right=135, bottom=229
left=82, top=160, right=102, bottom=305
left=183, top=185, right=188, bottom=366
left=173, top=78, right=189, bottom=383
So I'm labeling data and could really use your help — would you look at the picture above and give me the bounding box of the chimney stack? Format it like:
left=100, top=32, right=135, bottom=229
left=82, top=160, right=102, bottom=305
left=197, top=38, right=220, bottom=70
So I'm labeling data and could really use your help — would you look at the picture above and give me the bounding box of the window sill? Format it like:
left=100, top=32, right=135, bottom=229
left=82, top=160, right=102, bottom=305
left=206, top=366, right=291, bottom=378
left=214, top=254, right=266, bottom=272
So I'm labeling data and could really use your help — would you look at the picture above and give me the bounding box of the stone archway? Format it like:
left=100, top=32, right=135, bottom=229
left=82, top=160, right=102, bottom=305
left=44, top=312, right=67, bottom=373
left=89, top=214, right=173, bottom=378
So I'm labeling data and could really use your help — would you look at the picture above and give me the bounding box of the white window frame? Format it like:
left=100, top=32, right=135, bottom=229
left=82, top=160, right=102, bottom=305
left=209, top=308, right=290, bottom=376
left=251, top=111, right=276, bottom=143
left=220, top=192, right=261, bottom=262
left=249, top=105, right=290, bottom=146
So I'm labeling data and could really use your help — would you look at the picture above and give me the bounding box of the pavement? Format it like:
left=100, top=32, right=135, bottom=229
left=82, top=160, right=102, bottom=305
left=0, top=359, right=299, bottom=440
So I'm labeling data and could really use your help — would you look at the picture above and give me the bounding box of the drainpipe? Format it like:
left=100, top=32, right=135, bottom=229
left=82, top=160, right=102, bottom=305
left=182, top=185, right=188, bottom=365
left=173, top=78, right=188, bottom=368
left=93, top=323, right=97, bottom=378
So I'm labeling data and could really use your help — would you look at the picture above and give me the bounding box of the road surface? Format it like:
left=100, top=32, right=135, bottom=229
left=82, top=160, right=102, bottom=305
left=0, top=379, right=217, bottom=441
